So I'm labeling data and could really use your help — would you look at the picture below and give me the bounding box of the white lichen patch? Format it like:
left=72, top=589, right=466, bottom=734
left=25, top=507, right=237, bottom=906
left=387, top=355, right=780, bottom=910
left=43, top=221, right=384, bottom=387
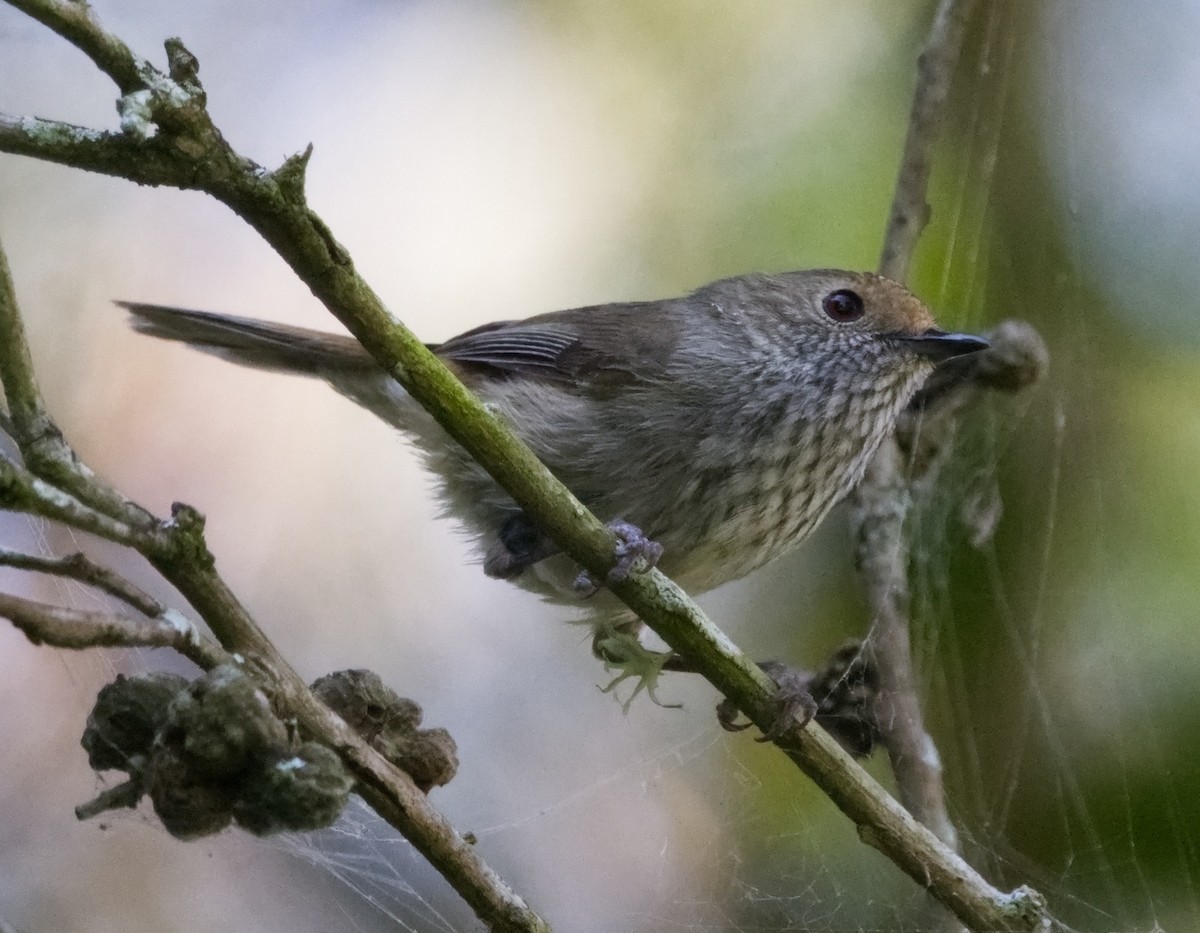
left=160, top=607, right=198, bottom=643
left=28, top=474, right=87, bottom=514
left=117, top=89, right=156, bottom=138
left=19, top=116, right=100, bottom=146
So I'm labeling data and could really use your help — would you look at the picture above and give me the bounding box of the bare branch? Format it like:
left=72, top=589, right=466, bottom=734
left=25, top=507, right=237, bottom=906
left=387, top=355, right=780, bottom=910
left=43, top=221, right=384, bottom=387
left=879, top=0, right=980, bottom=282
left=0, top=590, right=226, bottom=669
left=0, top=548, right=165, bottom=617
left=856, top=0, right=980, bottom=851
left=854, top=3, right=1053, bottom=931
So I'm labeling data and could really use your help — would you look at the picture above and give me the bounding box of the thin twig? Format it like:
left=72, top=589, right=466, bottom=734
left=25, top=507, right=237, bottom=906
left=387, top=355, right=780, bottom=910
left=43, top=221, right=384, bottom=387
left=0, top=2, right=1051, bottom=930
left=879, top=0, right=981, bottom=283
left=858, top=0, right=979, bottom=847
left=857, top=1, right=989, bottom=930
left=0, top=590, right=227, bottom=669
left=74, top=777, right=143, bottom=821
left=0, top=548, right=165, bottom=617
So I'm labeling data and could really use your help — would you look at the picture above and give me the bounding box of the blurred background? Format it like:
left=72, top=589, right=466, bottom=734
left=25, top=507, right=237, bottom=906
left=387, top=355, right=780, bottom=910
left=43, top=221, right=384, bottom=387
left=1, top=0, right=1197, bottom=930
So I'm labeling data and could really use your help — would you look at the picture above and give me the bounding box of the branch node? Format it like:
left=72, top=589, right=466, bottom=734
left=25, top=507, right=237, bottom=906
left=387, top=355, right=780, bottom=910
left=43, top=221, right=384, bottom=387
left=1002, top=886, right=1050, bottom=932
left=163, top=37, right=201, bottom=90
left=272, top=143, right=312, bottom=203
left=857, top=822, right=883, bottom=852
left=162, top=502, right=215, bottom=570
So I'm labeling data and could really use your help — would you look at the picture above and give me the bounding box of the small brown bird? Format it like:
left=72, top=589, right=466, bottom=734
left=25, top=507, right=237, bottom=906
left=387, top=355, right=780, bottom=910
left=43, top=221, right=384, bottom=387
left=121, top=270, right=984, bottom=631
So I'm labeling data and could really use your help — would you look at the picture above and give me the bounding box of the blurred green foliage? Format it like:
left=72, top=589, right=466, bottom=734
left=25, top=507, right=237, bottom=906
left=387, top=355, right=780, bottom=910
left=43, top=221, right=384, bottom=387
left=534, top=2, right=1200, bottom=929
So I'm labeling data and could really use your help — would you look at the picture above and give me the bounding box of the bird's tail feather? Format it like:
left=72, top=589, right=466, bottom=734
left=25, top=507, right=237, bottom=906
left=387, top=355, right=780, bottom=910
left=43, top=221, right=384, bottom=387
left=117, top=302, right=377, bottom=375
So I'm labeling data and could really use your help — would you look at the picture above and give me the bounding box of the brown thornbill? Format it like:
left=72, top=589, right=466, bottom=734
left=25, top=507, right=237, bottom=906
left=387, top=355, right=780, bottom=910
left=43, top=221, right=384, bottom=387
left=120, top=270, right=985, bottom=679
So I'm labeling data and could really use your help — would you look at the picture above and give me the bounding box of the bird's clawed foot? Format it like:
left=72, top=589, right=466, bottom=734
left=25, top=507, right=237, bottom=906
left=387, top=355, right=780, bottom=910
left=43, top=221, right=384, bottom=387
left=592, top=623, right=679, bottom=711
left=716, top=642, right=881, bottom=755
left=573, top=520, right=663, bottom=596
left=717, top=660, right=818, bottom=742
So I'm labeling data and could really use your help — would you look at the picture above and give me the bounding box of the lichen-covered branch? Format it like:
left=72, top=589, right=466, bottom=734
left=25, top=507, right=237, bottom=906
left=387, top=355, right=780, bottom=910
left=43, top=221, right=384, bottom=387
left=0, top=454, right=148, bottom=545
left=0, top=1, right=1053, bottom=929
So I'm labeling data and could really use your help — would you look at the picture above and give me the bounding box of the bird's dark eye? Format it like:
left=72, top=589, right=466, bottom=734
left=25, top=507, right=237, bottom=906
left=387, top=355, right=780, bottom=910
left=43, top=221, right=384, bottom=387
left=822, top=289, right=865, bottom=322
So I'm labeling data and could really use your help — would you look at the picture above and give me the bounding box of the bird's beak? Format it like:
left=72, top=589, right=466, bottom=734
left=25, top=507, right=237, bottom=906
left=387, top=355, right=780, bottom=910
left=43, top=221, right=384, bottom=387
left=899, top=328, right=989, bottom=362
